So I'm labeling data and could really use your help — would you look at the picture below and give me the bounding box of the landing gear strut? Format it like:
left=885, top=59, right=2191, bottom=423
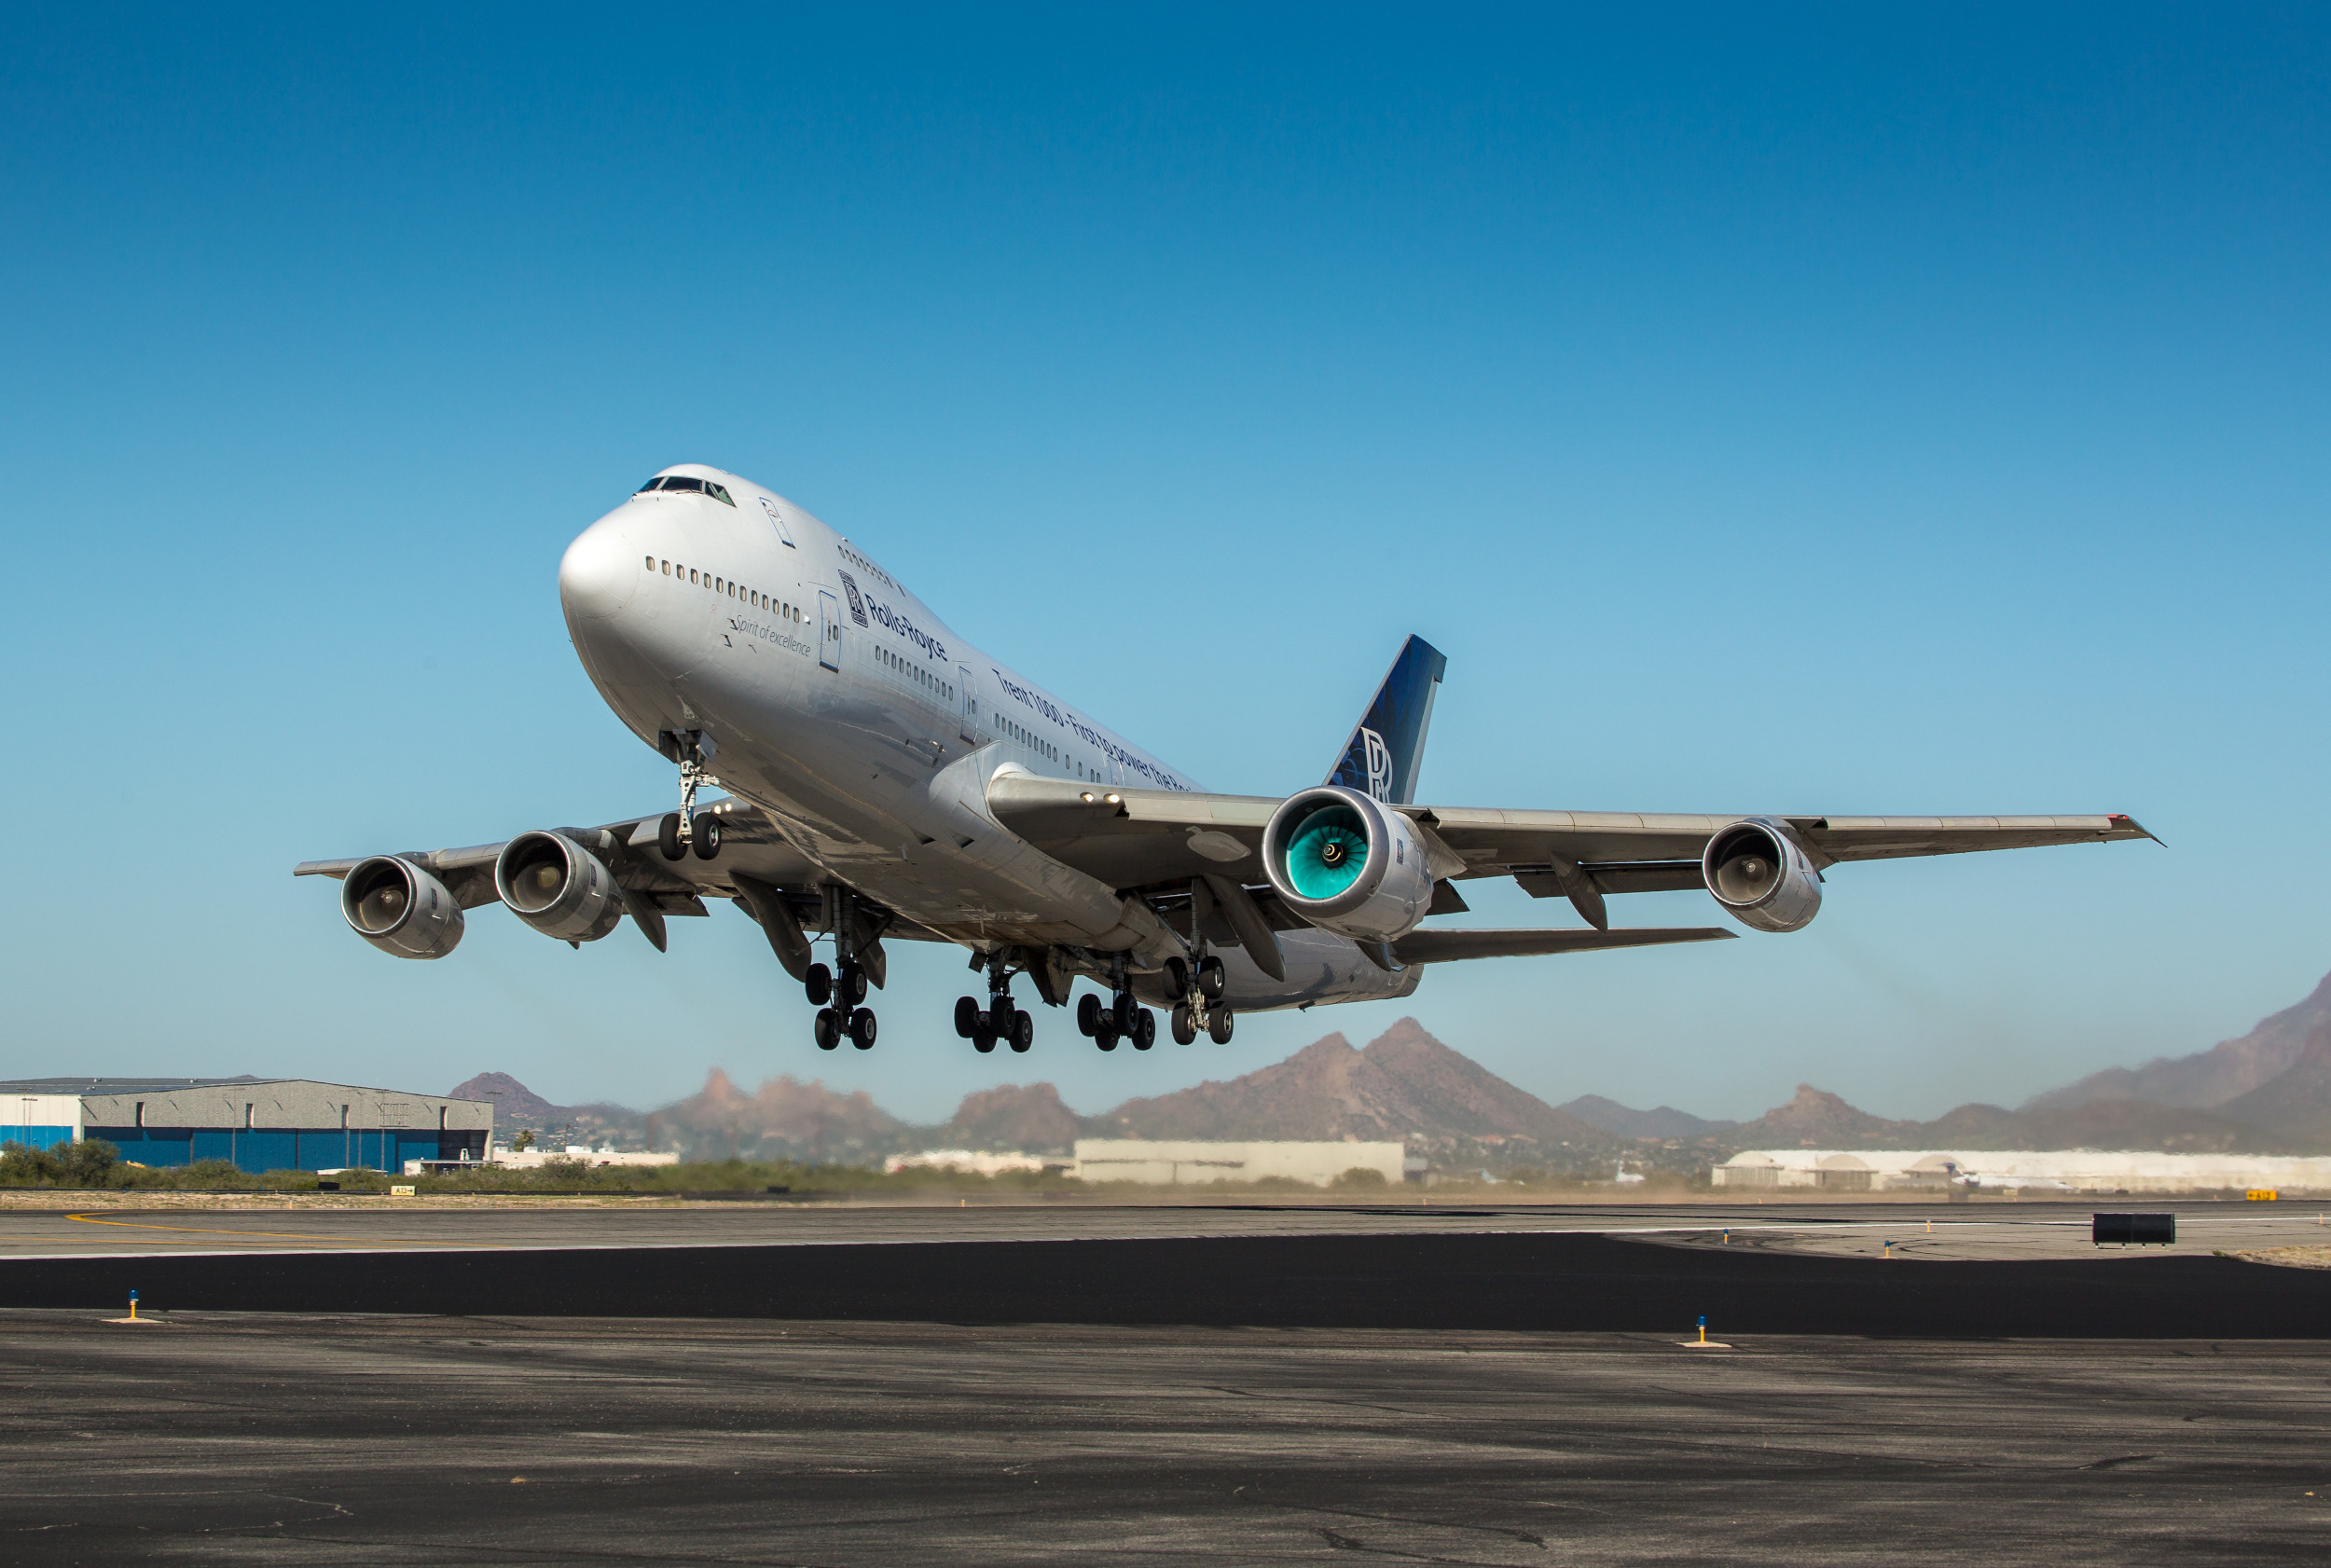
left=656, top=731, right=723, bottom=862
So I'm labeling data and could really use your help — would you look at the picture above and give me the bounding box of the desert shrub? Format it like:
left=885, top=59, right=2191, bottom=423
left=1331, top=1166, right=1390, bottom=1190
left=0, top=1141, right=62, bottom=1185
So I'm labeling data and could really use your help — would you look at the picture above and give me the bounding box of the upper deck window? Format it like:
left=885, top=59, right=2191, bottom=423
left=636, top=476, right=737, bottom=506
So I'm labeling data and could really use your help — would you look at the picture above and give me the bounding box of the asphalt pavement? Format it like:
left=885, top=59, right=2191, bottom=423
left=2, top=1314, right=2325, bottom=1565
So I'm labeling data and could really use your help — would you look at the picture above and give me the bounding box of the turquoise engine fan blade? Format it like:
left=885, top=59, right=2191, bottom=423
left=1285, top=803, right=1370, bottom=900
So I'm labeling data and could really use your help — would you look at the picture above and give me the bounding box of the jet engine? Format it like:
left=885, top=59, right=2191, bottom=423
left=494, top=831, right=624, bottom=942
left=1261, top=786, right=1435, bottom=942
left=340, top=856, right=465, bottom=959
left=1702, top=818, right=1823, bottom=933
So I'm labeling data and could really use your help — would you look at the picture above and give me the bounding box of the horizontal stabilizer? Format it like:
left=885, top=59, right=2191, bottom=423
left=1389, top=926, right=1735, bottom=965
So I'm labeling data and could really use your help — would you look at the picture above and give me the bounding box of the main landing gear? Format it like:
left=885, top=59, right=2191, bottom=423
left=807, top=959, right=876, bottom=1051
left=655, top=731, right=723, bottom=862
left=1163, top=953, right=1234, bottom=1046
left=1077, top=989, right=1157, bottom=1052
left=955, top=954, right=1032, bottom=1053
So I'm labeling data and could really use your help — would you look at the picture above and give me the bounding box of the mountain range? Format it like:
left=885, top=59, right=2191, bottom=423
left=451, top=965, right=2331, bottom=1167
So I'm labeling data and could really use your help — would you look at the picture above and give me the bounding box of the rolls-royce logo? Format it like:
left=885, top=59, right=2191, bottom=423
left=837, top=571, right=869, bottom=627
left=1362, top=727, right=1392, bottom=802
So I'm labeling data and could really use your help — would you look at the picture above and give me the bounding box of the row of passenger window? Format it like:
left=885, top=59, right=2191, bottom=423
left=1000, top=714, right=1057, bottom=763
left=643, top=557, right=805, bottom=624
left=637, top=475, right=737, bottom=506
left=876, top=644, right=954, bottom=703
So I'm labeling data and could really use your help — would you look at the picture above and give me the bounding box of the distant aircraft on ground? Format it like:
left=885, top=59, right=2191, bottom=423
left=297, top=464, right=2151, bottom=1055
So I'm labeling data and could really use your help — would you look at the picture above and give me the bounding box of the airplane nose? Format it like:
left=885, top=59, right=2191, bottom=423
left=559, top=517, right=639, bottom=622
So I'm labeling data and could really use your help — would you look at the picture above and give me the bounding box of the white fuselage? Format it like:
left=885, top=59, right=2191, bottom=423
left=557, top=464, right=1418, bottom=1011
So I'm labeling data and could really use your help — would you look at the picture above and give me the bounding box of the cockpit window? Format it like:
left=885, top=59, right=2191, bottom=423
left=634, top=475, right=737, bottom=505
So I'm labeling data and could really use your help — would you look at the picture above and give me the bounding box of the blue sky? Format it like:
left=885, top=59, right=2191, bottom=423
left=3, top=6, right=2326, bottom=1126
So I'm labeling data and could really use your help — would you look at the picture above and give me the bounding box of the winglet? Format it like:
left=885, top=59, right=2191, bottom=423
left=2110, top=813, right=2165, bottom=848
left=1326, top=635, right=1447, bottom=805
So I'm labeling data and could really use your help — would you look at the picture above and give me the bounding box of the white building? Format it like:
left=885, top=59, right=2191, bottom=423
left=1074, top=1139, right=1406, bottom=1187
left=1713, top=1148, right=2331, bottom=1195
left=486, top=1144, right=679, bottom=1170
left=885, top=1149, right=1053, bottom=1176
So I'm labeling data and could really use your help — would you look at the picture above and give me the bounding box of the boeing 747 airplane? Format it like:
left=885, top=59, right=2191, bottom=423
left=297, top=463, right=2151, bottom=1055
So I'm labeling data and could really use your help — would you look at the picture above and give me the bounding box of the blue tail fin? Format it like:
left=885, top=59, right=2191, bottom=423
left=1326, top=636, right=1447, bottom=805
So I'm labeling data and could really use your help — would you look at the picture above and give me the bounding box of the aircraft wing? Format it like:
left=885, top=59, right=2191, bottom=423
left=293, top=798, right=828, bottom=948
left=984, top=774, right=2154, bottom=900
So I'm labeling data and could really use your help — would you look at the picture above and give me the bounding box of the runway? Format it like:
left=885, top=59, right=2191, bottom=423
left=1, top=1202, right=2328, bottom=1337
left=1, top=1195, right=2327, bottom=1260
left=2, top=1314, right=2325, bottom=1565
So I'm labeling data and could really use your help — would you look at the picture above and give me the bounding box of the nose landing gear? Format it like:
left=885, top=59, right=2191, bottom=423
left=655, top=731, right=723, bottom=862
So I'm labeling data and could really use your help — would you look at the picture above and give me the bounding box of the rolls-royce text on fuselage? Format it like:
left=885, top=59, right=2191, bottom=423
left=298, top=463, right=2152, bottom=1056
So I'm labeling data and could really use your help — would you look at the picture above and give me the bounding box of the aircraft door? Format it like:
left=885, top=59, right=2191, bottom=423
left=818, top=591, right=841, bottom=671
left=958, top=666, right=978, bottom=742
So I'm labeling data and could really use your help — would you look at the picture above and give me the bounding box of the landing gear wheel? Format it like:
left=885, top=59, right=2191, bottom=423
left=1110, top=993, right=1138, bottom=1035
left=1163, top=957, right=1189, bottom=1000
left=657, top=812, right=684, bottom=861
left=955, top=997, right=982, bottom=1038
left=848, top=1007, right=877, bottom=1049
left=1132, top=1010, right=1156, bottom=1050
left=1170, top=1003, right=1197, bottom=1045
left=1197, top=956, right=1227, bottom=1004
left=813, top=1008, right=841, bottom=1051
left=1207, top=1008, right=1234, bottom=1045
left=1095, top=1025, right=1119, bottom=1052
left=988, top=996, right=1015, bottom=1037
left=805, top=964, right=833, bottom=1007
left=840, top=966, right=869, bottom=1008
left=1076, top=993, right=1103, bottom=1038
left=690, top=812, right=722, bottom=860
left=972, top=1025, right=997, bottom=1054
left=1011, top=1010, right=1034, bottom=1052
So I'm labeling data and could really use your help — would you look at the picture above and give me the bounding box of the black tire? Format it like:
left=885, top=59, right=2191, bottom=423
left=841, top=966, right=869, bottom=1008
left=1076, top=993, right=1102, bottom=1038
left=972, top=1026, right=997, bottom=1054
left=1111, top=993, right=1138, bottom=1034
left=989, top=996, right=1015, bottom=1037
left=1170, top=1003, right=1197, bottom=1045
left=1163, top=957, right=1189, bottom=1000
left=1011, top=1010, right=1034, bottom=1052
left=1197, top=956, right=1227, bottom=1003
left=849, top=1007, right=877, bottom=1049
left=1132, top=1009, right=1156, bottom=1050
left=1095, top=1025, right=1118, bottom=1052
left=955, top=997, right=982, bottom=1038
left=1207, top=1008, right=1234, bottom=1045
left=691, top=813, right=722, bottom=860
left=805, top=964, right=833, bottom=1007
left=657, top=812, right=684, bottom=861
left=813, top=1008, right=840, bottom=1051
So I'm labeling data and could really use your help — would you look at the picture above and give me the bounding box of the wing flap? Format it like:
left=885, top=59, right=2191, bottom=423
left=1390, top=927, right=1736, bottom=965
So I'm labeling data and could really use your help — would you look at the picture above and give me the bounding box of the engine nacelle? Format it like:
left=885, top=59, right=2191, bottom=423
left=494, top=831, right=624, bottom=942
left=1703, top=818, right=1823, bottom=933
left=1262, top=786, right=1435, bottom=942
left=340, top=856, right=465, bottom=960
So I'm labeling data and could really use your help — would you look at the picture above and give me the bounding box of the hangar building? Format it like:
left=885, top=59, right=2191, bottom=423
left=1073, top=1139, right=1407, bottom=1187
left=0, top=1078, right=492, bottom=1175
